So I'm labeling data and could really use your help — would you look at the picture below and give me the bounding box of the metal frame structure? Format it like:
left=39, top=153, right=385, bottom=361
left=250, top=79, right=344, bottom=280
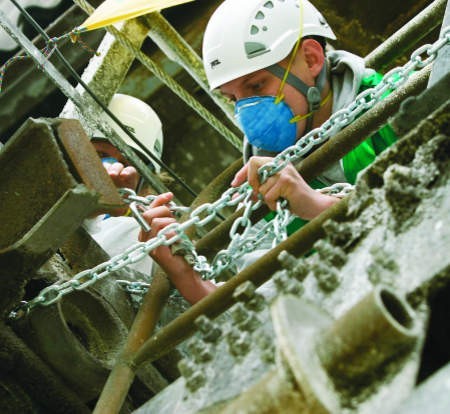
left=0, top=0, right=448, bottom=413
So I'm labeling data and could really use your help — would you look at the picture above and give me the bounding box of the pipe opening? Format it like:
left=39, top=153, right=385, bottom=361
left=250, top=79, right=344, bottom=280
left=380, top=289, right=413, bottom=329
left=60, top=291, right=126, bottom=365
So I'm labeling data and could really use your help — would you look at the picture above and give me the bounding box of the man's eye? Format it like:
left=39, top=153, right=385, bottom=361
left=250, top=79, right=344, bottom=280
left=251, top=82, right=264, bottom=93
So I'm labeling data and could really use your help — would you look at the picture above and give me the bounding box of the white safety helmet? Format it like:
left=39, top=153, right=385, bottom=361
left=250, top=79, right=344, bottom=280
left=203, top=0, right=336, bottom=90
left=100, top=93, right=164, bottom=173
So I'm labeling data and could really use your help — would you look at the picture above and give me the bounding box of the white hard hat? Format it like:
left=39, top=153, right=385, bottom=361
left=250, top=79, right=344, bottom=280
left=100, top=94, right=164, bottom=173
left=202, top=0, right=336, bottom=90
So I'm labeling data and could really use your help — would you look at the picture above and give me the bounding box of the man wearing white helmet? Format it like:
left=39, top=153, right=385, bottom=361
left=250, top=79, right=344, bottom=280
left=92, top=93, right=164, bottom=194
left=85, top=94, right=165, bottom=278
left=202, top=0, right=396, bottom=222
left=139, top=0, right=398, bottom=303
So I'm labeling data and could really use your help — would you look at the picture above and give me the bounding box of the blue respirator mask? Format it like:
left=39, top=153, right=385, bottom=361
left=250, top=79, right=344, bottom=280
left=234, top=61, right=329, bottom=153
left=235, top=96, right=297, bottom=152
left=101, top=156, right=119, bottom=164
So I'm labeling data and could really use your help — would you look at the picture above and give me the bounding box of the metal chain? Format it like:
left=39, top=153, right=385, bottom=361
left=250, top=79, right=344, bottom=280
left=258, top=25, right=450, bottom=182
left=9, top=28, right=449, bottom=318
left=318, top=183, right=355, bottom=199
left=116, top=279, right=150, bottom=295
left=118, top=188, right=209, bottom=274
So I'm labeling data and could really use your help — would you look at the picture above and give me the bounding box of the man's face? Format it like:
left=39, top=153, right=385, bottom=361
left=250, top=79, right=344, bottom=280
left=92, top=140, right=129, bottom=165
left=92, top=139, right=140, bottom=192
left=220, top=66, right=312, bottom=140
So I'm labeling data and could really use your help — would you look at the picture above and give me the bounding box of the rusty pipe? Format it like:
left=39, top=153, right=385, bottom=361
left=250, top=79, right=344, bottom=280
left=93, top=269, right=171, bottom=414
left=184, top=157, right=243, bottom=241
left=317, top=286, right=418, bottom=383
left=365, top=0, right=446, bottom=70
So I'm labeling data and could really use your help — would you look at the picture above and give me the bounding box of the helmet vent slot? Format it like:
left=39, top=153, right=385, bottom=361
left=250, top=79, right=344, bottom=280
left=264, top=1, right=274, bottom=8
left=245, top=42, right=270, bottom=58
left=251, top=25, right=260, bottom=35
left=255, top=11, right=265, bottom=20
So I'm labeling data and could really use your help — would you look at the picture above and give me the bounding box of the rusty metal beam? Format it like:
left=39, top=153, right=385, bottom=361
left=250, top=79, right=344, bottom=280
left=365, top=0, right=446, bottom=70
left=0, top=117, right=124, bottom=315
left=93, top=269, right=171, bottom=414
left=56, top=118, right=124, bottom=209
left=143, top=12, right=236, bottom=125
left=73, top=0, right=242, bottom=151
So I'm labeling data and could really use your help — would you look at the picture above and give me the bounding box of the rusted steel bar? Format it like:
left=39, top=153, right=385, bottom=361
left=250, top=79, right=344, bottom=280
left=297, top=66, right=430, bottom=181
left=184, top=157, right=243, bottom=240
left=196, top=66, right=430, bottom=257
left=131, top=197, right=349, bottom=368
left=93, top=269, right=171, bottom=414
left=428, top=0, right=450, bottom=86
left=143, top=13, right=236, bottom=125
left=189, top=157, right=243, bottom=212
left=74, top=0, right=242, bottom=151
left=365, top=0, right=446, bottom=70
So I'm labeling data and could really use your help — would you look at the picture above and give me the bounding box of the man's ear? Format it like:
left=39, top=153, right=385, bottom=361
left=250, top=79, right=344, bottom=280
left=301, top=38, right=325, bottom=78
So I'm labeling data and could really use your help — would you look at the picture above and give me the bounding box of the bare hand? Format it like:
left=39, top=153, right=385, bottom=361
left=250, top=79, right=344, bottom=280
left=138, top=192, right=216, bottom=303
left=231, top=156, right=339, bottom=220
left=103, top=161, right=139, bottom=191
left=138, top=192, right=177, bottom=261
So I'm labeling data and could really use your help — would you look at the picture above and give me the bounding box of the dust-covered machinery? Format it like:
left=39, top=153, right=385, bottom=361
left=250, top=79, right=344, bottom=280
left=0, top=1, right=449, bottom=413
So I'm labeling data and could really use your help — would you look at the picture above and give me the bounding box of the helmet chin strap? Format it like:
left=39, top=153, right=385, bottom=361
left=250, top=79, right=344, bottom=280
left=266, top=60, right=328, bottom=135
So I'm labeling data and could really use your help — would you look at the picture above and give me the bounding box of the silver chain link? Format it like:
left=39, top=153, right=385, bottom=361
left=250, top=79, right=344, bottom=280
left=318, top=183, right=355, bottom=199
left=9, top=28, right=449, bottom=319
left=117, top=279, right=150, bottom=295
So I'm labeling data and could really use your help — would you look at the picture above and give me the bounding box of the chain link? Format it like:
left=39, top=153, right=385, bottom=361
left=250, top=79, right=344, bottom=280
left=117, top=279, right=150, bottom=295
left=9, top=29, right=449, bottom=318
left=318, top=183, right=355, bottom=199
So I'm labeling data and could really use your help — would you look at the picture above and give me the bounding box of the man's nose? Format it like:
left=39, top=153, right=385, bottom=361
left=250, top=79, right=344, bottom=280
left=234, top=90, right=251, bottom=102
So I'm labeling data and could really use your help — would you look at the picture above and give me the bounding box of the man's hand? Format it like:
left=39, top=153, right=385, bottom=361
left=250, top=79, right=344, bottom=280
left=231, top=156, right=339, bottom=220
left=138, top=192, right=216, bottom=303
left=103, top=161, right=140, bottom=191
left=138, top=192, right=177, bottom=262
